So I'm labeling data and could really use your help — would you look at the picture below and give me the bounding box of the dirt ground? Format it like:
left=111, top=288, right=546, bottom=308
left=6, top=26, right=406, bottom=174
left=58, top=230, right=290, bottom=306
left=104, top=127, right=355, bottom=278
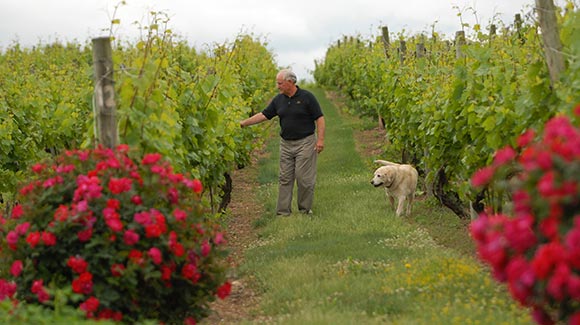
left=200, top=148, right=268, bottom=324
left=201, top=93, right=385, bottom=324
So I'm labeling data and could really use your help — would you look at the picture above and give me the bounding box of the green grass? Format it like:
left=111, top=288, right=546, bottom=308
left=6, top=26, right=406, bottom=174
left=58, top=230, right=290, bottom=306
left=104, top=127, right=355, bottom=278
left=240, top=87, right=531, bottom=324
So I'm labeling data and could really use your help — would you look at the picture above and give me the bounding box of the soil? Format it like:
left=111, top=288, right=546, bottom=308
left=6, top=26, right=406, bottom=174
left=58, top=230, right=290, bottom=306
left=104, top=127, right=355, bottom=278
left=201, top=91, right=384, bottom=324
left=200, top=148, right=269, bottom=324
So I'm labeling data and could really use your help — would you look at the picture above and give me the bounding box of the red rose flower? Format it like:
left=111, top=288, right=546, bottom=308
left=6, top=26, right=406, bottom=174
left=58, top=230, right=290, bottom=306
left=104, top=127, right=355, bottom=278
left=532, top=243, right=566, bottom=279
left=26, top=231, right=41, bottom=248
left=108, top=177, right=132, bottom=194
left=6, top=231, right=19, bottom=250
left=10, top=260, right=23, bottom=277
left=192, top=179, right=203, bottom=194
left=161, top=265, right=172, bottom=281
left=72, top=272, right=94, bottom=295
left=504, top=215, right=537, bottom=254
left=517, top=129, right=535, bottom=148
left=80, top=296, right=100, bottom=314
left=123, top=229, right=140, bottom=246
left=77, top=228, right=93, bottom=242
left=36, top=288, right=50, bottom=303
left=471, top=166, right=495, bottom=187
left=11, top=205, right=23, bottom=219
left=181, top=264, right=198, bottom=281
left=41, top=231, right=57, bottom=246
left=128, top=250, right=144, bottom=265
left=173, top=208, right=187, bottom=222
left=493, top=146, right=516, bottom=167
left=31, top=279, right=44, bottom=294
left=15, top=222, right=30, bottom=235
left=141, top=153, right=162, bottom=165
left=0, top=280, right=17, bottom=300
left=145, top=224, right=162, bottom=238
left=201, top=240, right=211, bottom=257
left=131, top=195, right=143, bottom=205
left=67, top=256, right=88, bottom=274
left=31, top=163, right=46, bottom=173
left=106, top=218, right=124, bottom=233
left=547, top=263, right=571, bottom=300
left=171, top=242, right=185, bottom=257
left=216, top=282, right=232, bottom=300
left=53, top=205, right=70, bottom=222
left=148, top=247, right=163, bottom=265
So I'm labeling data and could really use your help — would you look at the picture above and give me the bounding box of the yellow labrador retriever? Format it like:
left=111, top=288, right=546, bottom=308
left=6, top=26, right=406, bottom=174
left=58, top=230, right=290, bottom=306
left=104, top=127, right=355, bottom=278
left=370, top=160, right=418, bottom=217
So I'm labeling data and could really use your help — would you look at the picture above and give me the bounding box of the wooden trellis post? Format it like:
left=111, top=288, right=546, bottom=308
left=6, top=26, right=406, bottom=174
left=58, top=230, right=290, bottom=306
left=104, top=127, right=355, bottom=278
left=514, top=13, right=524, bottom=43
left=416, top=42, right=426, bottom=58
left=92, top=37, right=118, bottom=149
left=489, top=24, right=496, bottom=41
left=398, top=40, right=406, bottom=64
left=535, top=0, right=565, bottom=86
left=381, top=26, right=390, bottom=59
left=455, top=31, right=466, bottom=59
left=378, top=26, right=391, bottom=130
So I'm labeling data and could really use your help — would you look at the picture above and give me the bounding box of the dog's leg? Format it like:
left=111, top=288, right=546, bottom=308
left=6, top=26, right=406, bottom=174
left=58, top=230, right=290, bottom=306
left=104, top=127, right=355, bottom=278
left=396, top=197, right=406, bottom=217
left=385, top=190, right=396, bottom=212
left=406, top=194, right=414, bottom=216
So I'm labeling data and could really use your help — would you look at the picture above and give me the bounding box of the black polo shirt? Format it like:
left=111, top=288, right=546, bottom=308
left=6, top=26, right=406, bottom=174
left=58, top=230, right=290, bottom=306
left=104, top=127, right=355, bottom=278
left=261, top=87, right=323, bottom=140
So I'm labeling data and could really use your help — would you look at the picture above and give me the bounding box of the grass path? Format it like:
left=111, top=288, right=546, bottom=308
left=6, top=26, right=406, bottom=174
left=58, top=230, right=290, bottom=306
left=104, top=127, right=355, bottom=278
left=232, top=88, right=531, bottom=324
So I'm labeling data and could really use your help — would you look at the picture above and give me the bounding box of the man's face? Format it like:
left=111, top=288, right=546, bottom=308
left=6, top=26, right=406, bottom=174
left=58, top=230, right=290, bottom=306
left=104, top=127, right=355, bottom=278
left=276, top=74, right=293, bottom=95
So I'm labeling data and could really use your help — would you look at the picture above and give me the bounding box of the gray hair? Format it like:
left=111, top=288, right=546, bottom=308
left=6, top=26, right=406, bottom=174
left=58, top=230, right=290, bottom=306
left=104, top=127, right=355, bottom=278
left=279, top=69, right=297, bottom=83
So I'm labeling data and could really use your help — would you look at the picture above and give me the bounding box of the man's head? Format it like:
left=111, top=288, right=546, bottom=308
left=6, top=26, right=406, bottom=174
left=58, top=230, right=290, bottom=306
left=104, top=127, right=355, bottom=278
left=276, top=69, right=297, bottom=96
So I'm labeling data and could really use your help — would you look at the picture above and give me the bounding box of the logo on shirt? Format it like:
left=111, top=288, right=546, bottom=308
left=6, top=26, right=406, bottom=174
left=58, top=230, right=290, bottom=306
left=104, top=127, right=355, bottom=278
left=296, top=101, right=302, bottom=104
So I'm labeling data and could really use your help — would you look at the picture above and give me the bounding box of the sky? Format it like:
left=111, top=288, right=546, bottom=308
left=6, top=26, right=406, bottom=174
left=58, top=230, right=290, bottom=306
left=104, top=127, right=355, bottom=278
left=0, top=0, right=543, bottom=81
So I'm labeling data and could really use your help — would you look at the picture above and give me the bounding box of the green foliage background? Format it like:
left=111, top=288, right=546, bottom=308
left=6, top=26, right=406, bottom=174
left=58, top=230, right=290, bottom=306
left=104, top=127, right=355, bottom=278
left=313, top=2, right=580, bottom=213
left=0, top=12, right=278, bottom=211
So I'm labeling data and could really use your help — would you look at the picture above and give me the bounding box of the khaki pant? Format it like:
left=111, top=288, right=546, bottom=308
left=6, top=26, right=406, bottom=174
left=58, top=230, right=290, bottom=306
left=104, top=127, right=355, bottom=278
left=276, top=134, right=317, bottom=215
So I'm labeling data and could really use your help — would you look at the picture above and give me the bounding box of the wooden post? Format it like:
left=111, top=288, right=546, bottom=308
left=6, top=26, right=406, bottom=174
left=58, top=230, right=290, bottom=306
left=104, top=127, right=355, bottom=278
left=416, top=37, right=429, bottom=196
left=515, top=13, right=522, bottom=31
left=399, top=40, right=406, bottom=64
left=455, top=31, right=466, bottom=59
left=424, top=147, right=433, bottom=197
left=92, top=37, right=118, bottom=149
left=488, top=24, right=497, bottom=47
left=535, top=0, right=565, bottom=86
left=514, top=14, right=523, bottom=42
left=416, top=42, right=426, bottom=58
left=381, top=26, right=390, bottom=58
left=378, top=26, right=390, bottom=130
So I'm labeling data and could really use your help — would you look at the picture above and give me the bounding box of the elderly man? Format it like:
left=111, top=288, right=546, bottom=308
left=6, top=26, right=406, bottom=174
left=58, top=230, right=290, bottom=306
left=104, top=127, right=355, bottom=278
left=240, top=69, right=325, bottom=216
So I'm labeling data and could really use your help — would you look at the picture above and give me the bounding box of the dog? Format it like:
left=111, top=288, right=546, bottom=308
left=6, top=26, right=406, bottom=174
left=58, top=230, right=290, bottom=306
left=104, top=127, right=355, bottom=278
left=370, top=160, right=418, bottom=217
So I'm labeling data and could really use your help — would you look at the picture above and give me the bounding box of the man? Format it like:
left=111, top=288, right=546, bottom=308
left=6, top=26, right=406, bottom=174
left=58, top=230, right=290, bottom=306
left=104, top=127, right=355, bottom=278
left=240, top=69, right=325, bottom=216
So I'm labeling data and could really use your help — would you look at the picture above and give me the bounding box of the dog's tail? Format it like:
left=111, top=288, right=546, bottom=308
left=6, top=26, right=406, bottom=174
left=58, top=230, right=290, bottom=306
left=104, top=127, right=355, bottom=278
left=374, top=160, right=399, bottom=166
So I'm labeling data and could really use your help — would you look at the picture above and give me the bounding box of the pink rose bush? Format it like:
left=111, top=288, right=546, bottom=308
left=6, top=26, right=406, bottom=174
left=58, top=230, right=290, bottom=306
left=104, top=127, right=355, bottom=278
left=0, top=145, right=232, bottom=324
left=470, top=108, right=580, bottom=325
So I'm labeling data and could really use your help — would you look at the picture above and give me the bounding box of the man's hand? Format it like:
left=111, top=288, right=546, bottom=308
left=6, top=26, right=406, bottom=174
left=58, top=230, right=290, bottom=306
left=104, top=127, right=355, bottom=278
left=316, top=141, right=324, bottom=153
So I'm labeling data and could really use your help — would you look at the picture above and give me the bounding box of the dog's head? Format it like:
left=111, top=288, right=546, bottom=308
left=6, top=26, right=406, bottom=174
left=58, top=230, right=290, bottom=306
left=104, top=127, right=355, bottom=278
left=370, top=166, right=395, bottom=188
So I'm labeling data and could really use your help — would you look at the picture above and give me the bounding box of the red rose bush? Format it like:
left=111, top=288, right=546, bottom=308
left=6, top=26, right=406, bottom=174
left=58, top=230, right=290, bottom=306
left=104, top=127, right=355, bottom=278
left=0, top=145, right=231, bottom=324
left=470, top=110, right=580, bottom=325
